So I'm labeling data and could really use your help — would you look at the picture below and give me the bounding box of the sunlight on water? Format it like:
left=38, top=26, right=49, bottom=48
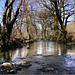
left=0, top=41, right=75, bottom=62
left=10, top=47, right=29, bottom=61
left=36, top=43, right=43, bottom=54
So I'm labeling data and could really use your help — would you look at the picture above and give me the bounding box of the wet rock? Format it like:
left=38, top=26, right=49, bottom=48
left=12, top=63, right=17, bottom=67
left=39, top=67, right=54, bottom=72
left=20, top=62, right=32, bottom=68
left=8, top=69, right=17, bottom=74
left=34, top=61, right=44, bottom=65
left=0, top=62, right=23, bottom=74
left=0, top=67, right=7, bottom=73
left=0, top=66, right=10, bottom=74
left=1, top=62, right=11, bottom=67
left=15, top=66, right=22, bottom=71
left=11, top=63, right=22, bottom=71
left=43, top=55, right=55, bottom=57
left=6, top=70, right=10, bottom=73
left=33, top=54, right=42, bottom=56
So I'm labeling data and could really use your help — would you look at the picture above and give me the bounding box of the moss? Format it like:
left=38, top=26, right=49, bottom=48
left=0, top=34, right=3, bottom=45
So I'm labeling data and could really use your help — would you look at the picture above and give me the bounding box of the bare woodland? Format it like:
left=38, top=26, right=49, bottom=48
left=0, top=0, right=75, bottom=50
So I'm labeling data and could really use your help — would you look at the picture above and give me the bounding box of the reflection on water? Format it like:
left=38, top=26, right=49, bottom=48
left=10, top=46, right=29, bottom=61
left=0, top=40, right=75, bottom=61
left=30, top=41, right=75, bottom=56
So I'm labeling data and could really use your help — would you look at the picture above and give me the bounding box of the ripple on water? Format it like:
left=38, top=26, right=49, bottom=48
left=63, top=54, right=75, bottom=67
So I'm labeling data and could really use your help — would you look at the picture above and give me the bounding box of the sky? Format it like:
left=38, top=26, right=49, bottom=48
left=0, top=0, right=21, bottom=24
left=0, top=0, right=75, bottom=25
left=0, top=1, right=5, bottom=24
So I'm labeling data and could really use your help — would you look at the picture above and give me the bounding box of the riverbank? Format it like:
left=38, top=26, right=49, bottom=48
left=0, top=37, right=36, bottom=51
left=47, top=30, right=75, bottom=44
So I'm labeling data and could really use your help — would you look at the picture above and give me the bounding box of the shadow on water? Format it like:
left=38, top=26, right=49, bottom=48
left=0, top=40, right=75, bottom=74
left=0, top=40, right=75, bottom=61
left=0, top=50, right=10, bottom=62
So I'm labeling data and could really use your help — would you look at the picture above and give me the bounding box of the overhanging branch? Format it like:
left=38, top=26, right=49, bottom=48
left=10, top=0, right=22, bottom=25
left=65, top=12, right=75, bottom=27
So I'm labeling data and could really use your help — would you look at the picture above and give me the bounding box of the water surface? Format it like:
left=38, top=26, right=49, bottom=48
left=0, top=40, right=75, bottom=68
left=0, top=40, right=75, bottom=60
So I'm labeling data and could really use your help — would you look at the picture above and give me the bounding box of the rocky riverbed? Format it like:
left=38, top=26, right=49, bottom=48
left=17, top=54, right=75, bottom=74
left=0, top=40, right=75, bottom=74
left=1, top=54, right=75, bottom=74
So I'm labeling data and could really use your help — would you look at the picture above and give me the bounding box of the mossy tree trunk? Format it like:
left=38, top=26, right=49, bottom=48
left=1, top=0, right=22, bottom=50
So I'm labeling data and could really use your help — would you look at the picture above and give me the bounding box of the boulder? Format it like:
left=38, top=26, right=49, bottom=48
left=1, top=62, right=11, bottom=67
left=40, top=67, right=54, bottom=72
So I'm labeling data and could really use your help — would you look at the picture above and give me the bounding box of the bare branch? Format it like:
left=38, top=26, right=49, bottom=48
left=10, top=0, right=22, bottom=25
left=65, top=12, right=75, bottom=27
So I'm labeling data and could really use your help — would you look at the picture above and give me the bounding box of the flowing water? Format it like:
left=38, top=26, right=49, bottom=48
left=0, top=40, right=75, bottom=73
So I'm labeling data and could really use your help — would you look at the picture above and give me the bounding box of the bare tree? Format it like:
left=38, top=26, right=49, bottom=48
left=1, top=0, right=22, bottom=48
left=37, top=0, right=75, bottom=42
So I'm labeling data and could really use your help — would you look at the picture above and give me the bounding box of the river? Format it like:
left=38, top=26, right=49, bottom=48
left=0, top=40, right=75, bottom=74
